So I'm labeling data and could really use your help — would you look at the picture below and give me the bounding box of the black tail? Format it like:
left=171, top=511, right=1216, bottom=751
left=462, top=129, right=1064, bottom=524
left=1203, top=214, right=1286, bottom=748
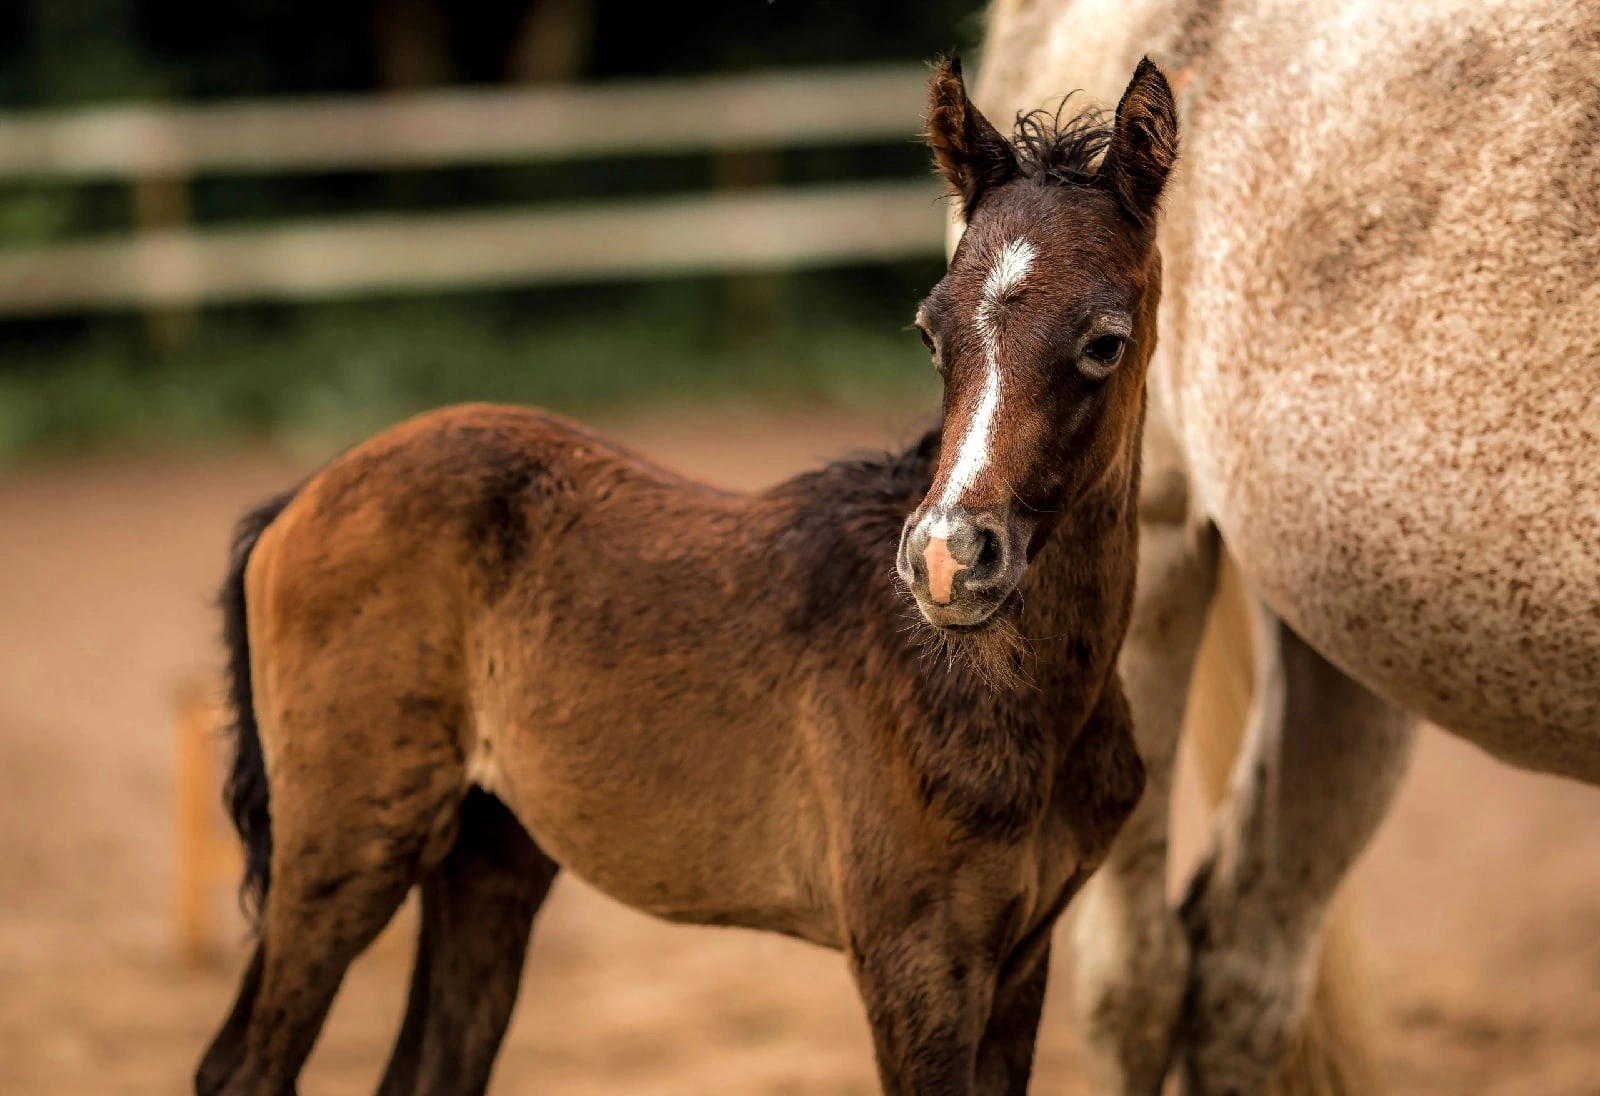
left=219, top=487, right=298, bottom=926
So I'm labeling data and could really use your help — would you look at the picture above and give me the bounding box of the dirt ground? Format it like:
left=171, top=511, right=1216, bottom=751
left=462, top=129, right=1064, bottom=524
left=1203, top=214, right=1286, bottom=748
left=1, top=407, right=1596, bottom=1095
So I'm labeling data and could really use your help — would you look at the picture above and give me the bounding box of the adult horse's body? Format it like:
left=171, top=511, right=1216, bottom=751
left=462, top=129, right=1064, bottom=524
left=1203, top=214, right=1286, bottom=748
left=972, top=0, right=1600, bottom=1092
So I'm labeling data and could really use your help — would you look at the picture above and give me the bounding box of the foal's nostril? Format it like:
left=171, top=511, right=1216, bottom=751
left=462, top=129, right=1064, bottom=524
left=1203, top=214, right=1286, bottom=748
left=974, top=528, right=1001, bottom=573
left=962, top=527, right=1007, bottom=589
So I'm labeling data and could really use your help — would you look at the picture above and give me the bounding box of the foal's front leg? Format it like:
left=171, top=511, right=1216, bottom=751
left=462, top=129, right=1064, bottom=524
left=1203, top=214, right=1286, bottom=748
left=845, top=885, right=1020, bottom=1095
left=974, top=932, right=1053, bottom=1096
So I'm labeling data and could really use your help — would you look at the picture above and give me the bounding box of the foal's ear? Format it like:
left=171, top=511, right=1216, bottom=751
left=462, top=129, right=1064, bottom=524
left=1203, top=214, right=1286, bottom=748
left=1101, top=58, right=1179, bottom=227
left=926, top=55, right=1018, bottom=218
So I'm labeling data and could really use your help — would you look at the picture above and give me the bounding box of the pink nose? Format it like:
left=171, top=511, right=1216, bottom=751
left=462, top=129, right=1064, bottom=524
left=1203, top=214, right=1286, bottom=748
left=923, top=536, right=969, bottom=605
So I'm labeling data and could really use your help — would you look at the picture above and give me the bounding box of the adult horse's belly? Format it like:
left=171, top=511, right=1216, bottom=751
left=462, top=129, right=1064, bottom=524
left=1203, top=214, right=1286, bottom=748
left=1178, top=232, right=1600, bottom=777
left=1188, top=346, right=1600, bottom=776
left=1171, top=0, right=1600, bottom=775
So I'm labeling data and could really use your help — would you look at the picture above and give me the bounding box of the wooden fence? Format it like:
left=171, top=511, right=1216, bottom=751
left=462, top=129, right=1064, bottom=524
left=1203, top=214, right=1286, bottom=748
left=0, top=65, right=949, bottom=317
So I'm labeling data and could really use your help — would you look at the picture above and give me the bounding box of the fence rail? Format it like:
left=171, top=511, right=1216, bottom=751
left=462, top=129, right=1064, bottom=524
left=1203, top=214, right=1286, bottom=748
left=0, top=65, right=932, bottom=180
left=0, top=181, right=947, bottom=314
left=0, top=66, right=949, bottom=317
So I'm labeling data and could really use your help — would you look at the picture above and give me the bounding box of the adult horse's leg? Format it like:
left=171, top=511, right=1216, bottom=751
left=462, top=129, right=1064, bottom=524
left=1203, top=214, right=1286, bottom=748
left=377, top=787, right=559, bottom=1096
left=1176, top=601, right=1417, bottom=1096
left=1066, top=424, right=1219, bottom=1096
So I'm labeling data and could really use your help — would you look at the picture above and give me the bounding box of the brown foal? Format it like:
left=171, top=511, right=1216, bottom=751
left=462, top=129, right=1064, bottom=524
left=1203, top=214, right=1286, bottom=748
left=198, top=57, right=1177, bottom=1096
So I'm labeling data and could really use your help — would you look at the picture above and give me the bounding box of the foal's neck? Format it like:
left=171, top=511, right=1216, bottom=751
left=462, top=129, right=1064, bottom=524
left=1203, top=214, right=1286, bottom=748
left=1008, top=434, right=1142, bottom=702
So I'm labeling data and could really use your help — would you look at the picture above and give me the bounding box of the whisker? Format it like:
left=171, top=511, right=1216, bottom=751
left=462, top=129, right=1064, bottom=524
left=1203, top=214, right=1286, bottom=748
left=885, top=556, right=1038, bottom=692
left=1005, top=480, right=1062, bottom=515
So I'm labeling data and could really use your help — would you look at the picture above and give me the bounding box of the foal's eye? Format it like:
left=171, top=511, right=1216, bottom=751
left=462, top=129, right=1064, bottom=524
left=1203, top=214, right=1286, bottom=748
left=1083, top=335, right=1126, bottom=367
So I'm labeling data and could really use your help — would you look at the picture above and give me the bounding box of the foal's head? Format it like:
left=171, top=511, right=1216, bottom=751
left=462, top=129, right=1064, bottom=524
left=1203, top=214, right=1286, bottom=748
left=897, top=57, right=1178, bottom=632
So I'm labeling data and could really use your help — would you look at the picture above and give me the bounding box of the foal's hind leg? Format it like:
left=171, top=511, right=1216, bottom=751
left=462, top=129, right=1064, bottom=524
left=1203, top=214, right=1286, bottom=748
left=377, top=787, right=559, bottom=1096
left=195, top=945, right=265, bottom=1092
left=1176, top=604, right=1416, bottom=1096
left=206, top=699, right=466, bottom=1095
left=1067, top=432, right=1219, bottom=1095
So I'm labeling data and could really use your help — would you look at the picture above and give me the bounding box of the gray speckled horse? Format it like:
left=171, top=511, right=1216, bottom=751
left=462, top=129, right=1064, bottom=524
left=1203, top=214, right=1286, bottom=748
left=964, top=1, right=1600, bottom=1093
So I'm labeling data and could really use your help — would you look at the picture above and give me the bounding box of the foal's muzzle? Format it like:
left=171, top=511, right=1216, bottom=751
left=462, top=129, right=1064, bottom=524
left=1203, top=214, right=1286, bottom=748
left=897, top=505, right=1025, bottom=628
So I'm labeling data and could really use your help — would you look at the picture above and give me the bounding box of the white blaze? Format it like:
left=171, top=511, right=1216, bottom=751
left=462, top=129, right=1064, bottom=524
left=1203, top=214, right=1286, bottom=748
left=936, top=237, right=1036, bottom=511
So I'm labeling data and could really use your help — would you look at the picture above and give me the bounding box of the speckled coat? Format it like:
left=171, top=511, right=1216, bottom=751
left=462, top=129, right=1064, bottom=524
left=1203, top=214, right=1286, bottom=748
left=980, top=0, right=1600, bottom=774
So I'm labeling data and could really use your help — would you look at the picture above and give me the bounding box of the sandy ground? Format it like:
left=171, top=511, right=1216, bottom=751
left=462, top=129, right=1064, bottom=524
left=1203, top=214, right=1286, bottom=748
left=0, top=407, right=1596, bottom=1095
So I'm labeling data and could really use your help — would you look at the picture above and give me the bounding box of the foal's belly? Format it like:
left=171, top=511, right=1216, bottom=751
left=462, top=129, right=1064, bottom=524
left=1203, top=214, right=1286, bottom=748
left=471, top=658, right=844, bottom=948
left=1180, top=341, right=1600, bottom=777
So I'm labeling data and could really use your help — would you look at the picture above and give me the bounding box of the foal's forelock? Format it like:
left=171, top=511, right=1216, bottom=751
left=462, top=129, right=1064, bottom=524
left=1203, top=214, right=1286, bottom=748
left=934, top=236, right=1038, bottom=516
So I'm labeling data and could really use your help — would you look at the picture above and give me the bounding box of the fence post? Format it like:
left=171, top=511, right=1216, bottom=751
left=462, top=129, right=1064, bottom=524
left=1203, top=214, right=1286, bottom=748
left=132, top=172, right=194, bottom=350
left=175, top=677, right=225, bottom=962
left=713, top=147, right=784, bottom=376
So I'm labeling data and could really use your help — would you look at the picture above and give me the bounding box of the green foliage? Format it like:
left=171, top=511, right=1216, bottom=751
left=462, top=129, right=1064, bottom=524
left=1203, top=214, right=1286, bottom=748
left=0, top=270, right=943, bottom=467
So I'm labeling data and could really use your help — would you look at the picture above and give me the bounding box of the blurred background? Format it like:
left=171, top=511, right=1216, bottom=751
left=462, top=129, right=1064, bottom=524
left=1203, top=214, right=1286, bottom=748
left=0, top=0, right=984, bottom=461
left=0, top=3, right=1597, bottom=1094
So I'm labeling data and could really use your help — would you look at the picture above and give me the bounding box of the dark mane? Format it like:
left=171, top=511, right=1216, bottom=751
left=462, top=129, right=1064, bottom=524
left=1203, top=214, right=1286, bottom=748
left=772, top=426, right=940, bottom=518
left=768, top=427, right=941, bottom=634
left=1010, top=96, right=1115, bottom=188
